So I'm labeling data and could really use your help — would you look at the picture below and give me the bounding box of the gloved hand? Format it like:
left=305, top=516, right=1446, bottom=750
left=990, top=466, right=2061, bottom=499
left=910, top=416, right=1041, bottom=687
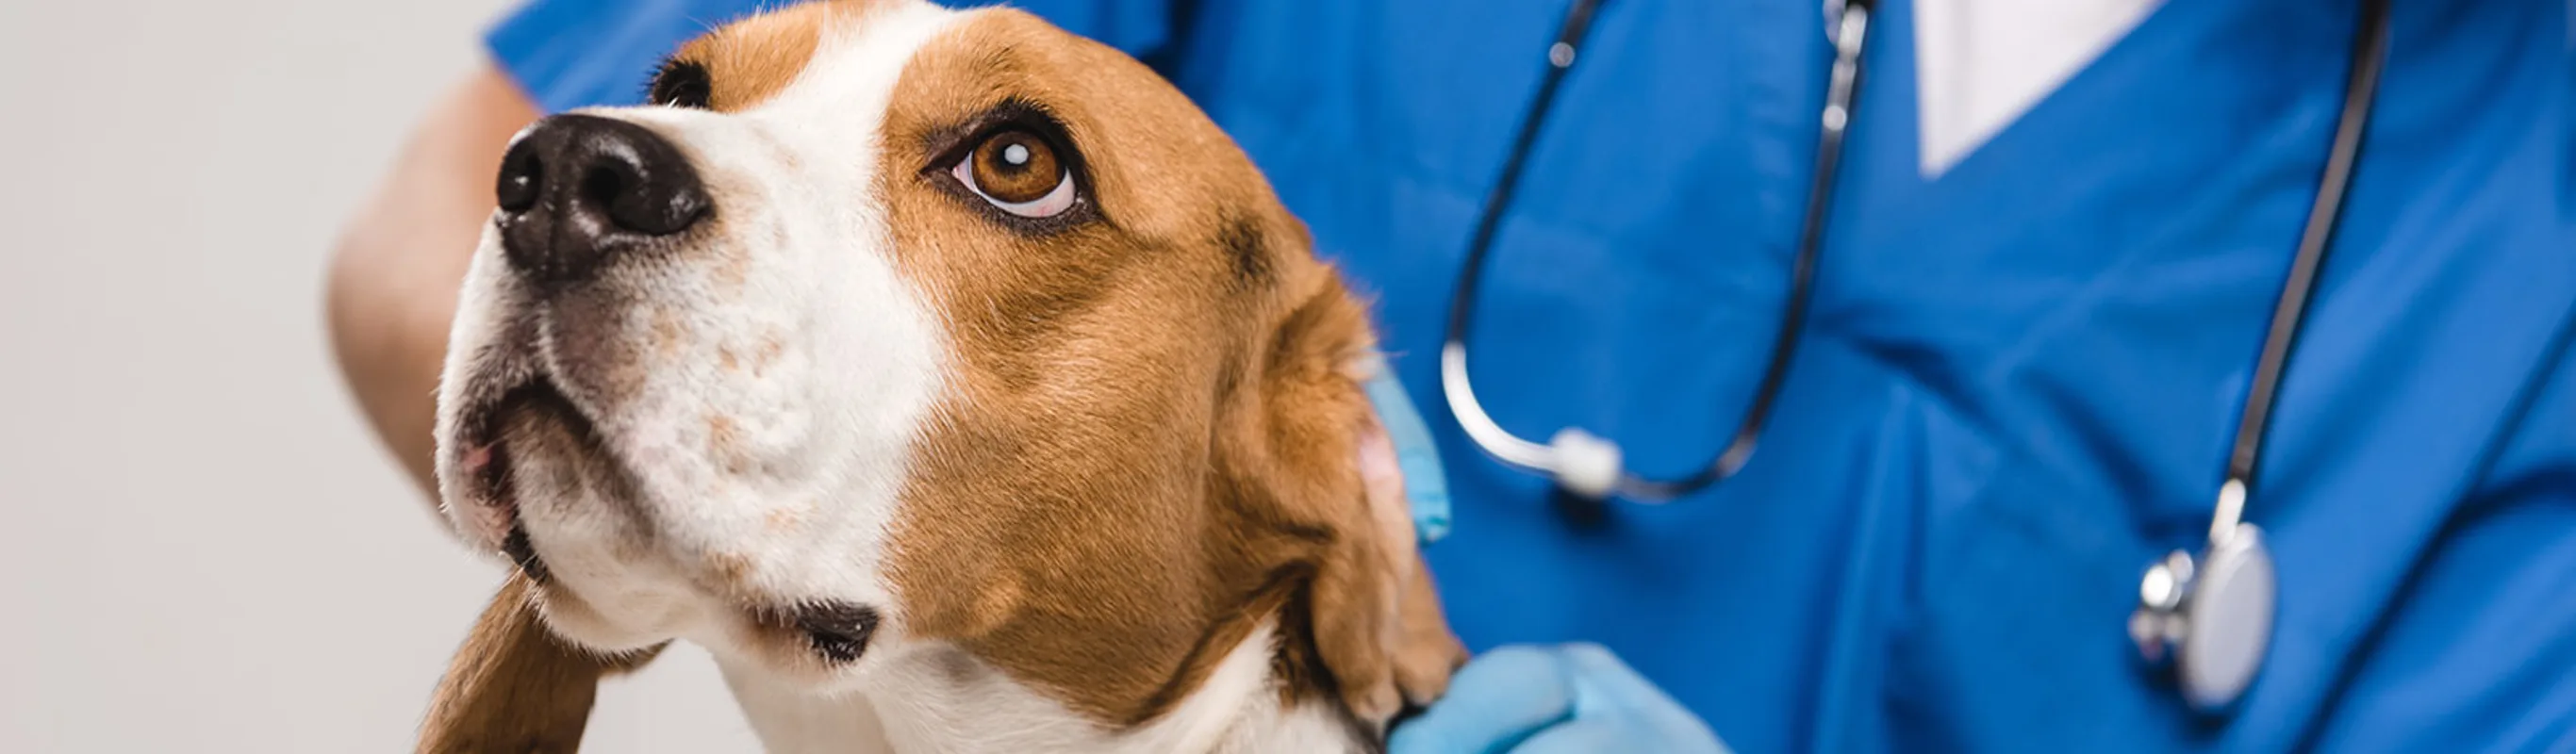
left=1389, top=644, right=1728, bottom=754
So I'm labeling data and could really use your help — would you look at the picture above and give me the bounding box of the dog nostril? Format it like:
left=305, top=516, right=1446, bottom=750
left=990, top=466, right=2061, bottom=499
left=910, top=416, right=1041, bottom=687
left=598, top=160, right=708, bottom=237
left=496, top=148, right=541, bottom=214
left=581, top=164, right=628, bottom=211
left=790, top=602, right=882, bottom=664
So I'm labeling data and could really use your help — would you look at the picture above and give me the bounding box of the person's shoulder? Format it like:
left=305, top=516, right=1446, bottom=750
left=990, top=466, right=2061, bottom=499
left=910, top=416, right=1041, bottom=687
left=487, top=0, right=777, bottom=113
left=485, top=0, right=1186, bottom=114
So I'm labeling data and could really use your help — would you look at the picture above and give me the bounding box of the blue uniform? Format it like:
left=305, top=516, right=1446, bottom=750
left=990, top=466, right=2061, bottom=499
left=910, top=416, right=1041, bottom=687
left=488, top=1, right=2576, bottom=749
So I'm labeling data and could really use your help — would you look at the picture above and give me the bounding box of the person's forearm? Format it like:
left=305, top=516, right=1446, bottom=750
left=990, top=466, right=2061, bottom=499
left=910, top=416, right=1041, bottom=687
left=327, top=64, right=538, bottom=500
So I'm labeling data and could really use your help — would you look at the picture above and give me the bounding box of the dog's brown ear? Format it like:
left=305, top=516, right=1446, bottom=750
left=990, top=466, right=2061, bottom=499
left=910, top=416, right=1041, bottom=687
left=417, top=571, right=659, bottom=754
left=1350, top=389, right=1469, bottom=714
left=1230, top=268, right=1466, bottom=726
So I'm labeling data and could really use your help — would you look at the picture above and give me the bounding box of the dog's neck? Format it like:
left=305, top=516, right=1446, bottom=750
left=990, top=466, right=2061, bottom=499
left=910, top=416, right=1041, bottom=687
left=717, top=616, right=1368, bottom=754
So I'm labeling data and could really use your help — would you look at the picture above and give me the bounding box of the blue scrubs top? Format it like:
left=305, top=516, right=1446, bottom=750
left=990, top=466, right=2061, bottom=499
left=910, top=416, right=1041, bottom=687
left=486, top=1, right=2576, bottom=750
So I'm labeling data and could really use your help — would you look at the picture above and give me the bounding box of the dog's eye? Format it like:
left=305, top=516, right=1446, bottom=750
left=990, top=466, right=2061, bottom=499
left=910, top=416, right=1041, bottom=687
left=650, top=58, right=713, bottom=109
left=950, top=129, right=1074, bottom=218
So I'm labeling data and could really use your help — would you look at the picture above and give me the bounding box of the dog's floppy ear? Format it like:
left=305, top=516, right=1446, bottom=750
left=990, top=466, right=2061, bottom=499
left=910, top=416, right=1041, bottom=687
left=417, top=572, right=660, bottom=754
left=1223, top=262, right=1467, bottom=726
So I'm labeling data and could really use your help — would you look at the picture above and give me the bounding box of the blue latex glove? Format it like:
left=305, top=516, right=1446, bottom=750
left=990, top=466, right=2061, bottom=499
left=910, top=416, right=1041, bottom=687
left=1389, top=644, right=1728, bottom=754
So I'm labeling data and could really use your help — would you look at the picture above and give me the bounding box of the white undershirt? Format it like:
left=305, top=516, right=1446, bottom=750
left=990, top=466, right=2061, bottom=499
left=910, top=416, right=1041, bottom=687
left=1910, top=0, right=2164, bottom=176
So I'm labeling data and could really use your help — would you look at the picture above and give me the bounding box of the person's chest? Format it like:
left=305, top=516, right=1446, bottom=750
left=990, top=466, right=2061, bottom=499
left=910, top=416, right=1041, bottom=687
left=1158, top=0, right=2573, bottom=750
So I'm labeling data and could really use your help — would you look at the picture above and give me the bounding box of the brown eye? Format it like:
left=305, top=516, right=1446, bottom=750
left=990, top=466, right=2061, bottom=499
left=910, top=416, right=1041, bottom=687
left=951, top=129, right=1074, bottom=218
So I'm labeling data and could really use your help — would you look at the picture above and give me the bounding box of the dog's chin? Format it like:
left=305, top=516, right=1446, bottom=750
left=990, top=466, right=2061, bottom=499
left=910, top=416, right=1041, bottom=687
left=444, top=373, right=611, bottom=575
left=442, top=372, right=894, bottom=673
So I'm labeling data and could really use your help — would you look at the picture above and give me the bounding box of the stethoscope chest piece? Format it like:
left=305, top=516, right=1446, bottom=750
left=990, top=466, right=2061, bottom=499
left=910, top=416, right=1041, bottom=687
left=2131, top=522, right=2277, bottom=712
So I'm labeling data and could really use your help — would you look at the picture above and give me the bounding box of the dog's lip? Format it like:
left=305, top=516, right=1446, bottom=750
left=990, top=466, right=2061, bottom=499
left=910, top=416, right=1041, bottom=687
left=501, top=522, right=552, bottom=584
left=459, top=378, right=600, bottom=489
left=751, top=601, right=883, bottom=664
left=452, top=376, right=599, bottom=580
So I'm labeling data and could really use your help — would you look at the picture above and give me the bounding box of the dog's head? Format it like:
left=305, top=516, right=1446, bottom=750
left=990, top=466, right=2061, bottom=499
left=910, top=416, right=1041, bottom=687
left=432, top=0, right=1460, bottom=733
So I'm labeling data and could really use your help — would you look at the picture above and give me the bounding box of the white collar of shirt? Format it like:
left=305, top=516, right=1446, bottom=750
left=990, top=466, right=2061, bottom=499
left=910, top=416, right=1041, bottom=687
left=1910, top=0, right=2164, bottom=177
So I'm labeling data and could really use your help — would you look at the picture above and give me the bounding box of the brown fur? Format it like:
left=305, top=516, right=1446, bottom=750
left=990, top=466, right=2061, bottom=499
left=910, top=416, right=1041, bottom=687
left=874, top=8, right=1461, bottom=727
left=416, top=572, right=658, bottom=754
left=667, top=0, right=842, bottom=111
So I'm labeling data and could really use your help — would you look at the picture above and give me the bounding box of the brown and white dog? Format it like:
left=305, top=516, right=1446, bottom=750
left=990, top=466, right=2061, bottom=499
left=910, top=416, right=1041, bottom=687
left=420, top=0, right=1464, bottom=751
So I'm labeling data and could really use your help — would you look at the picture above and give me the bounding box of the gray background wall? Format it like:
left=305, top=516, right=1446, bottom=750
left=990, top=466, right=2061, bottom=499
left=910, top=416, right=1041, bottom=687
left=0, top=1, right=763, bottom=749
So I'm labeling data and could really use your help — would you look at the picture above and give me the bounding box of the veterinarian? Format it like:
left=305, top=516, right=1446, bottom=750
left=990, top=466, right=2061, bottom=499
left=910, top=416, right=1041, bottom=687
left=330, top=0, right=2576, bottom=750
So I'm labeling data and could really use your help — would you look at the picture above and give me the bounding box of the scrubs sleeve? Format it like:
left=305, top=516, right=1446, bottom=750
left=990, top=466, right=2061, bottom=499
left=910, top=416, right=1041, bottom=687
left=2307, top=331, right=2576, bottom=749
left=486, top=0, right=1184, bottom=115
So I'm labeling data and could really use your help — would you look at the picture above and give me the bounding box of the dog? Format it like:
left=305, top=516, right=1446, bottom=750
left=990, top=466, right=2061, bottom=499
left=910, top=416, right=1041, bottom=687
left=419, top=0, right=1465, bottom=751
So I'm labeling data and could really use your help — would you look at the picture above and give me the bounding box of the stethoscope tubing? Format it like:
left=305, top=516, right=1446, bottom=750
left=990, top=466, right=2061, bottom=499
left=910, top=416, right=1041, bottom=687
left=1437, top=0, right=1609, bottom=478
left=1440, top=0, right=2384, bottom=515
left=2211, top=0, right=2388, bottom=542
left=1440, top=0, right=1877, bottom=501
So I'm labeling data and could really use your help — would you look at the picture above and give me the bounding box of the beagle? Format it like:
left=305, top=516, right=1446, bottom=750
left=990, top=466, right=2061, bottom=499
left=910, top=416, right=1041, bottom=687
left=420, top=1, right=1464, bottom=751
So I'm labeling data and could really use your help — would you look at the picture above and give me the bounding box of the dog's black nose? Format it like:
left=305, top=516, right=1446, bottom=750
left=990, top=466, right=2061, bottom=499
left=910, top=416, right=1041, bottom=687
left=495, top=114, right=710, bottom=286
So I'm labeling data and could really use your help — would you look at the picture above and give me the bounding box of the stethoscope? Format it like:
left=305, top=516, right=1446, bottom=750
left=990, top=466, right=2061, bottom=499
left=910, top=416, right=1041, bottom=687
left=1438, top=0, right=2390, bottom=713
